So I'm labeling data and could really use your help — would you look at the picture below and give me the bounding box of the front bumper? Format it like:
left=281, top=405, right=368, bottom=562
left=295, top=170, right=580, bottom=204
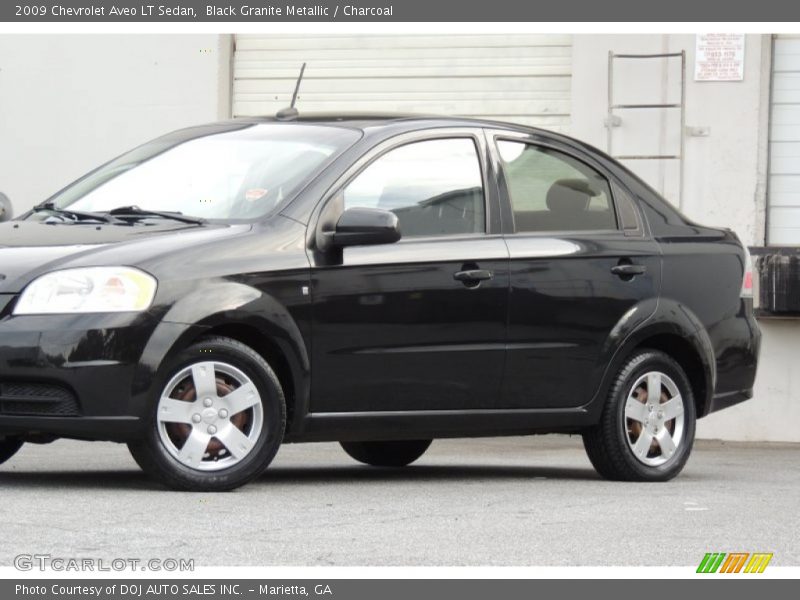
left=0, top=308, right=182, bottom=442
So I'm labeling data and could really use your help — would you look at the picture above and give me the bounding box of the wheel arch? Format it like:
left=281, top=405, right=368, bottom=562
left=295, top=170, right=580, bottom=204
left=133, top=281, right=310, bottom=434
left=185, top=322, right=301, bottom=434
left=630, top=333, right=710, bottom=417
left=588, top=298, right=716, bottom=421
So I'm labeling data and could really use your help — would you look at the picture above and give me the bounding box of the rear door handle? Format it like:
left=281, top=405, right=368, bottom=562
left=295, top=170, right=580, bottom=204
left=611, top=264, right=647, bottom=277
left=453, top=269, right=493, bottom=282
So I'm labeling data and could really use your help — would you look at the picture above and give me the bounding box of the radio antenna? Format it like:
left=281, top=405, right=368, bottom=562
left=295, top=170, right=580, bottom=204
left=291, top=62, right=306, bottom=108
left=276, top=62, right=306, bottom=120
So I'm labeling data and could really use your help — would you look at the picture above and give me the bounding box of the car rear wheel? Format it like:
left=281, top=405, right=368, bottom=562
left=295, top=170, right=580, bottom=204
left=340, top=439, right=432, bottom=467
left=0, top=438, right=23, bottom=466
left=582, top=349, right=696, bottom=482
left=128, top=336, right=286, bottom=491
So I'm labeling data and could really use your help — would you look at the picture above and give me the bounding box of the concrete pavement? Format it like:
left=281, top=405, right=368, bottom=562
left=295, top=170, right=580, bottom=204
left=0, top=436, right=797, bottom=566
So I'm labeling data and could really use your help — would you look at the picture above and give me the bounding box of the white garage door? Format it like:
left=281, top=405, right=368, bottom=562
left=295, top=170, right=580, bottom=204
left=232, top=35, right=571, bottom=131
left=770, top=35, right=800, bottom=245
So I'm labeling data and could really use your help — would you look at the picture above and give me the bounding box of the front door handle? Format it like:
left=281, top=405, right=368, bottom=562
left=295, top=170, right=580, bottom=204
left=454, top=269, right=493, bottom=283
left=611, top=264, right=647, bottom=277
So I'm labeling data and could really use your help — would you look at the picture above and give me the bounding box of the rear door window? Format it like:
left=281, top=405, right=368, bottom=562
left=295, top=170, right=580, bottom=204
left=497, top=140, right=617, bottom=233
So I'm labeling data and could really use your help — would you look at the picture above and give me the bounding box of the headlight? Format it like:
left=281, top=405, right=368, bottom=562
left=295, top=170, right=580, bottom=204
left=14, top=267, right=157, bottom=315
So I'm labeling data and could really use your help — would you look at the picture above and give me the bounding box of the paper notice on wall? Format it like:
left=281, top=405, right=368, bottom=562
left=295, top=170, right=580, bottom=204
left=695, top=34, right=745, bottom=81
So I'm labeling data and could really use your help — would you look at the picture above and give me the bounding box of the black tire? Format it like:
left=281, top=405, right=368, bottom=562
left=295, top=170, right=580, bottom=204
left=0, top=438, right=23, bottom=466
left=582, top=349, right=696, bottom=482
left=128, top=336, right=286, bottom=491
left=340, top=439, right=432, bottom=467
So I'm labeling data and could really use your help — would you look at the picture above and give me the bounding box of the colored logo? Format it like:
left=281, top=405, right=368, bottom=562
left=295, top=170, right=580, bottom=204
left=697, top=552, right=773, bottom=573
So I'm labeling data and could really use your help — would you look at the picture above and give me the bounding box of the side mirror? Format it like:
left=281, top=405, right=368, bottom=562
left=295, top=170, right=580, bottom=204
left=321, top=207, right=401, bottom=250
left=0, top=192, right=12, bottom=223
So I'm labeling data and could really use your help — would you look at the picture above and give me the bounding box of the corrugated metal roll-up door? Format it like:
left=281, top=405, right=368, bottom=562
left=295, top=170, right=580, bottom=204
left=232, top=34, right=572, bottom=131
left=770, top=35, right=800, bottom=245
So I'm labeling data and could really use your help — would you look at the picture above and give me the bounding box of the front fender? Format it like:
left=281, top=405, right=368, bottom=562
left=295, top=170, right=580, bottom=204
left=128, top=280, right=310, bottom=424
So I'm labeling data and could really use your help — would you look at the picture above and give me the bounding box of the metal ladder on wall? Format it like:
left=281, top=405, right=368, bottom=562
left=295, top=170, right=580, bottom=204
left=606, top=51, right=686, bottom=208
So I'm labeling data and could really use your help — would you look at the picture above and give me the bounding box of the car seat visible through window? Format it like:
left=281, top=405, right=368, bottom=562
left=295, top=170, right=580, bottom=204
left=513, top=178, right=615, bottom=232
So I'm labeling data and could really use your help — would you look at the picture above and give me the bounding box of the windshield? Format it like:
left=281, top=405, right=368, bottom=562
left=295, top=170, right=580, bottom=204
left=45, top=123, right=360, bottom=220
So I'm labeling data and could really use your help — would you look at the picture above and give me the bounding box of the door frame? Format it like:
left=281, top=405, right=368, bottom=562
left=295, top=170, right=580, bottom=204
left=304, top=127, right=504, bottom=258
left=302, top=126, right=510, bottom=417
left=483, top=128, right=651, bottom=239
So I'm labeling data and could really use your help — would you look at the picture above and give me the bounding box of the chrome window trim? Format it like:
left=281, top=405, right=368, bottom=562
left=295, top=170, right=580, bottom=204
left=340, top=234, right=509, bottom=267
left=504, top=236, right=583, bottom=260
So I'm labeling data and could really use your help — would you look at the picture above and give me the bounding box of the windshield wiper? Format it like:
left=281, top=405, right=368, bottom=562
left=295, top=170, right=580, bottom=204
left=107, top=206, right=206, bottom=225
left=33, top=202, right=116, bottom=224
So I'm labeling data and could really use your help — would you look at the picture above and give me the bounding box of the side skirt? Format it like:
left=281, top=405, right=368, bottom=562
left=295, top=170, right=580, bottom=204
left=284, top=408, right=596, bottom=443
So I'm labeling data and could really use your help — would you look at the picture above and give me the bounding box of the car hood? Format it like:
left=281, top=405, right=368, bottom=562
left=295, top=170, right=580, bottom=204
left=0, top=220, right=245, bottom=293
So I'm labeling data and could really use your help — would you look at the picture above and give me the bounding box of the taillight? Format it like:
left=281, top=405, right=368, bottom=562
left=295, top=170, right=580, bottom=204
left=741, top=246, right=753, bottom=298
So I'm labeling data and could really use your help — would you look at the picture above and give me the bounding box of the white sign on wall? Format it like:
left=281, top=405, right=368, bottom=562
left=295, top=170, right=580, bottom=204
left=695, top=34, right=745, bottom=81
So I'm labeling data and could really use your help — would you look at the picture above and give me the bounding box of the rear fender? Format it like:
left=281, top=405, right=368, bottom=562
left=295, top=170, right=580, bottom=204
left=584, top=297, right=716, bottom=420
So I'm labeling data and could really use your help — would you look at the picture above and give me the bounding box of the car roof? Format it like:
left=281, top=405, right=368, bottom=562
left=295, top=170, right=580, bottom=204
left=175, top=112, right=588, bottom=156
left=231, top=112, right=555, bottom=136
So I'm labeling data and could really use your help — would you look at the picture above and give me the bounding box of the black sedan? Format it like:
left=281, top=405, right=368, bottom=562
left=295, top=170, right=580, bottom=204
left=0, top=115, right=760, bottom=490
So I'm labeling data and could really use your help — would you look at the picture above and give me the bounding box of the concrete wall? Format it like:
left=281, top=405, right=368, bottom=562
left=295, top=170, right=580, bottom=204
left=699, top=320, right=800, bottom=442
left=572, top=34, right=795, bottom=442
left=570, top=34, right=769, bottom=246
left=0, top=34, right=231, bottom=215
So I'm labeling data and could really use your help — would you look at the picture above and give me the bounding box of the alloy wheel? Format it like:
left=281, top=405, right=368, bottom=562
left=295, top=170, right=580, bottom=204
left=156, top=361, right=264, bottom=471
left=623, top=371, right=685, bottom=467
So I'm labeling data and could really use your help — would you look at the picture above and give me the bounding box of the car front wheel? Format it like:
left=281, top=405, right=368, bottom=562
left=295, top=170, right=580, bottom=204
left=340, top=439, right=432, bottom=467
left=582, top=349, right=696, bottom=482
left=0, top=438, right=23, bottom=466
left=129, top=336, right=286, bottom=491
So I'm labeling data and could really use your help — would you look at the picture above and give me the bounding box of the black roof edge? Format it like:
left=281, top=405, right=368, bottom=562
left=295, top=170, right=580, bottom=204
left=161, top=112, right=583, bottom=149
left=225, top=112, right=560, bottom=136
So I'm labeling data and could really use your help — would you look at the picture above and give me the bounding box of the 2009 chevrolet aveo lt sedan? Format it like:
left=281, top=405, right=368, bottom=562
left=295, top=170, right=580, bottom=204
left=0, top=115, right=760, bottom=490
